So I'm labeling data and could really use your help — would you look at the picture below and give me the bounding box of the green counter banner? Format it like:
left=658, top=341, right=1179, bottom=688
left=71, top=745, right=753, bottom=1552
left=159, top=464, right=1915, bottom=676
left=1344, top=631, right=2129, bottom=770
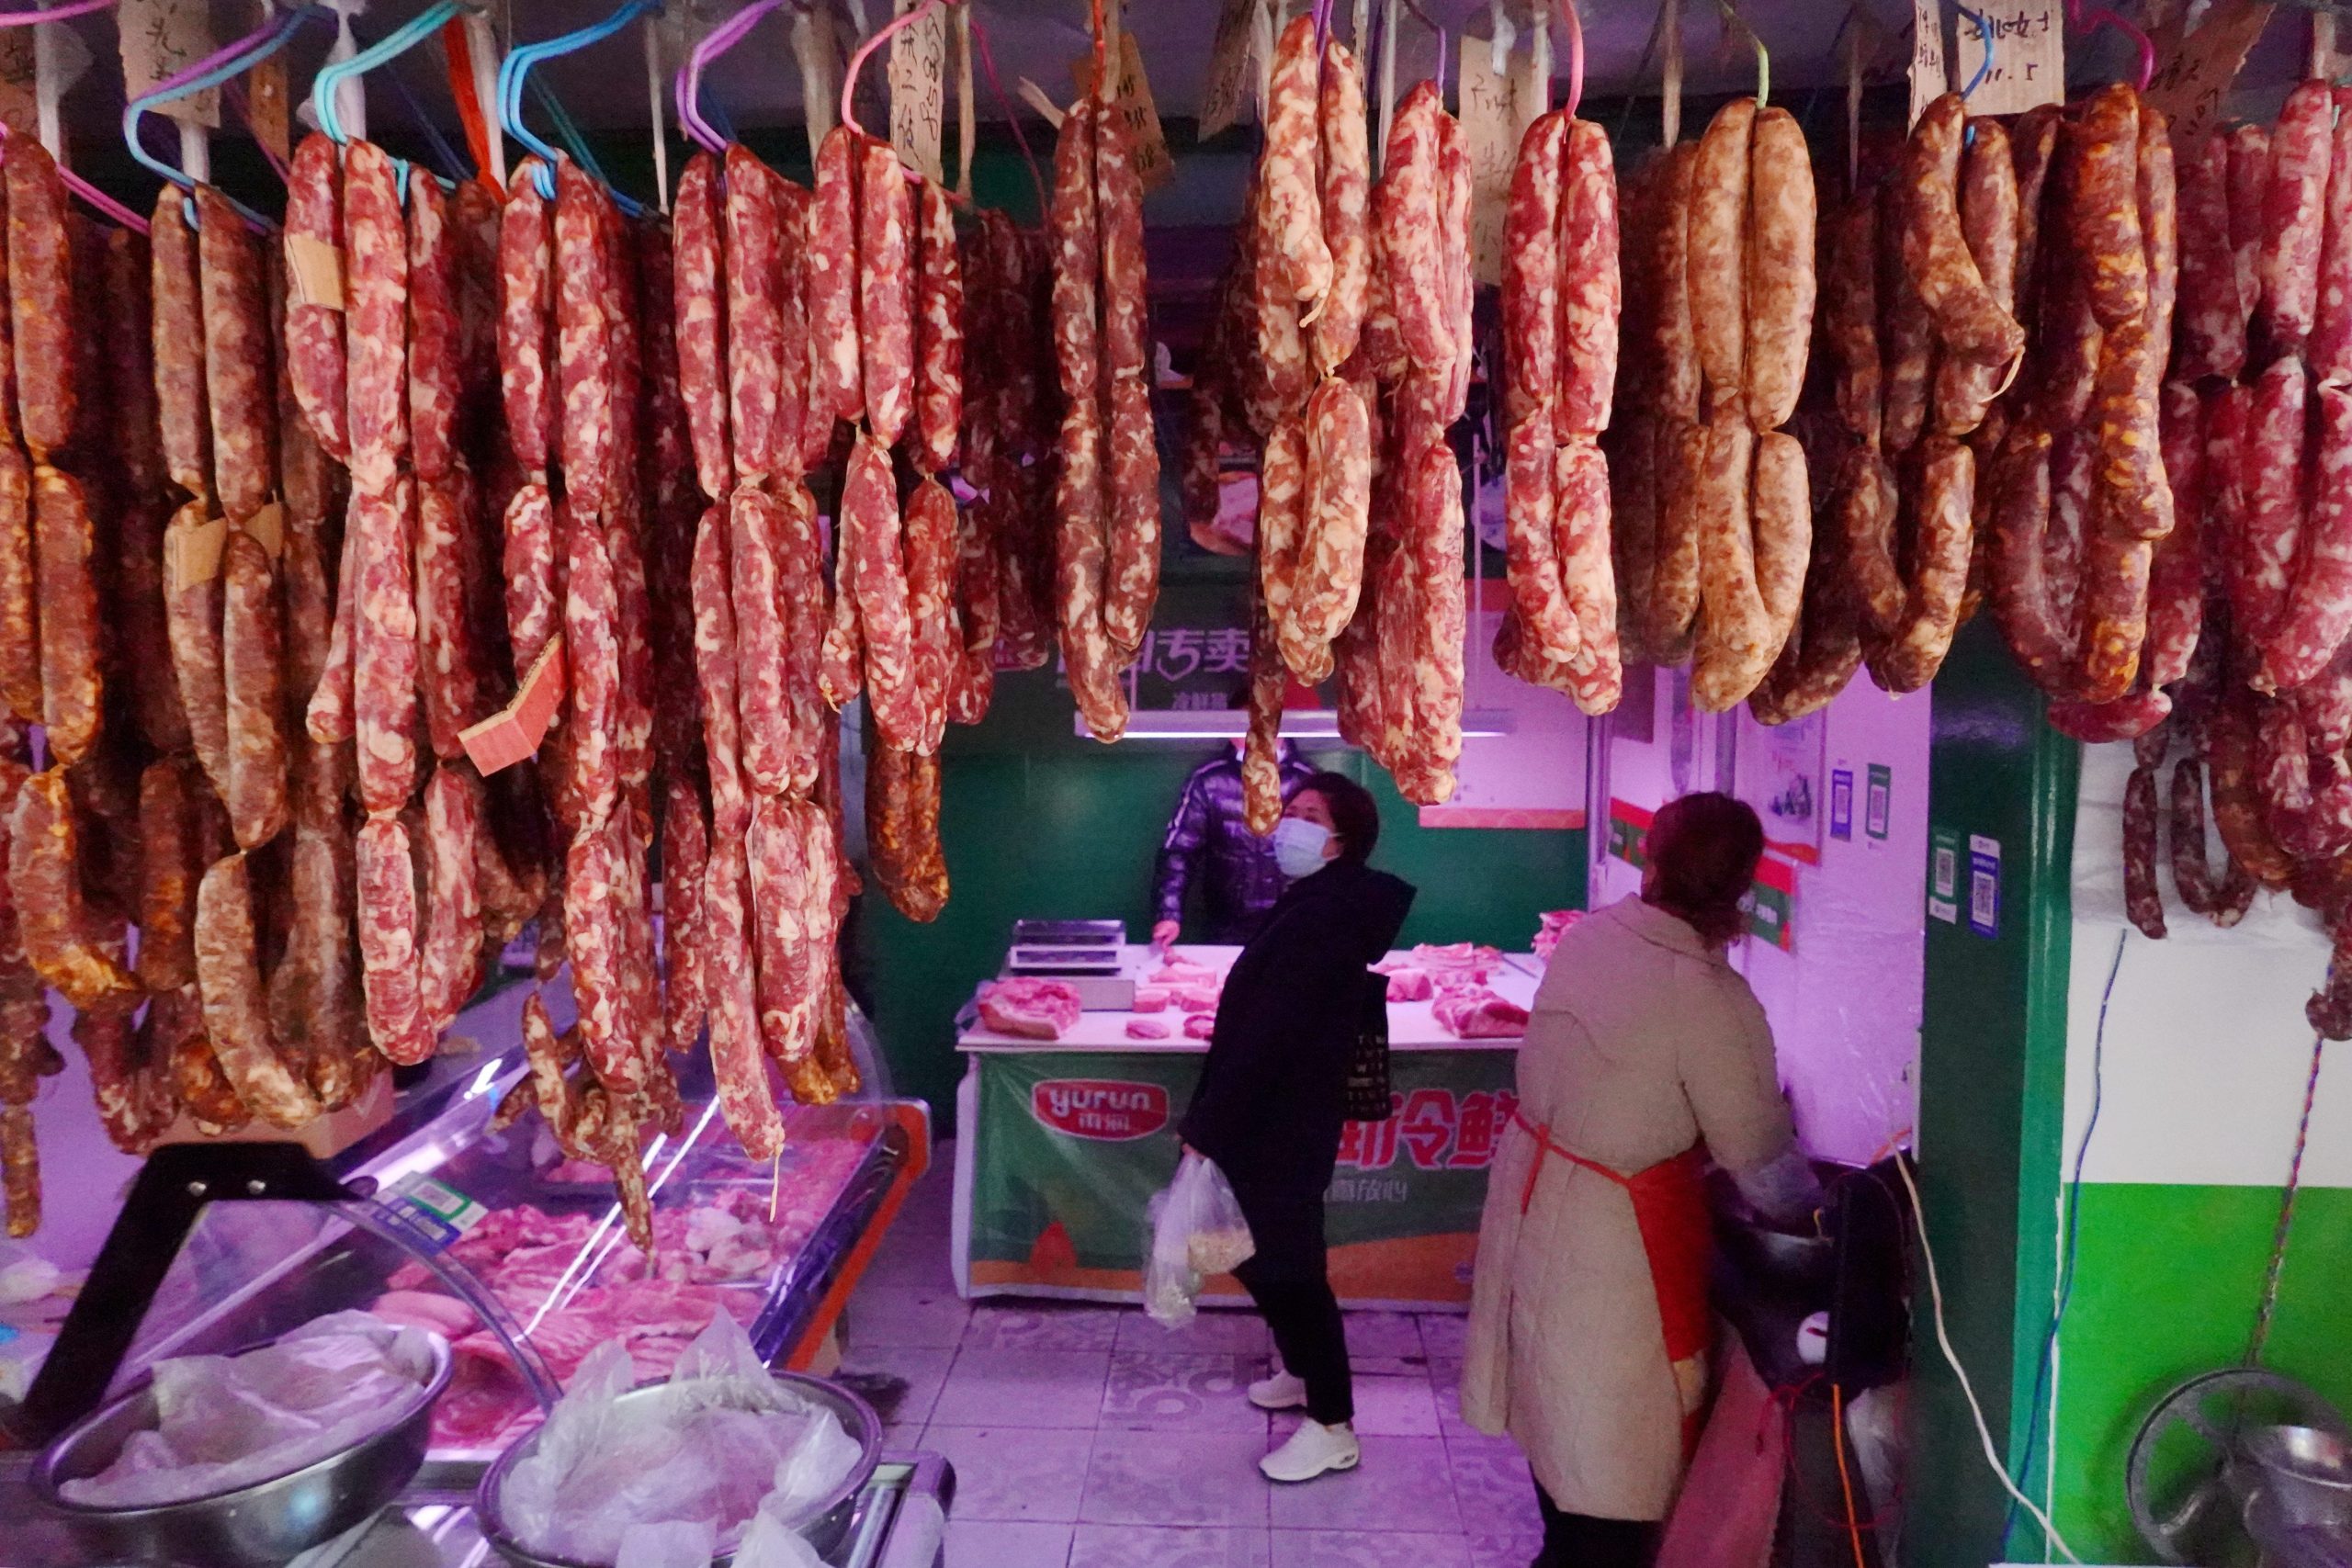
left=962, top=1048, right=1518, bottom=1307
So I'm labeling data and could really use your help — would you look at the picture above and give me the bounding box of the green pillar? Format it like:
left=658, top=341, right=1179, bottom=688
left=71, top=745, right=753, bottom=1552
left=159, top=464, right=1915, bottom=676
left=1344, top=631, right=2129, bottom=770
left=1908, top=619, right=2076, bottom=1564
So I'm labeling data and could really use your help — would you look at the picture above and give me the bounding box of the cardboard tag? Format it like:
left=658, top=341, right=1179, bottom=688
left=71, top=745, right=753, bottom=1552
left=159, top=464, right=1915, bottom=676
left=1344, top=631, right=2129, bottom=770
left=2316, top=12, right=2352, bottom=83
left=247, top=53, right=291, bottom=168
left=119, top=0, right=220, bottom=130
left=1199, top=0, right=1259, bottom=139
left=241, top=502, right=285, bottom=560
left=1459, top=26, right=1535, bottom=287
left=888, top=0, right=946, bottom=186
left=1908, top=0, right=1948, bottom=130
left=461, top=635, right=569, bottom=776
left=1077, top=32, right=1176, bottom=192
left=1018, top=77, right=1068, bottom=130
left=165, top=513, right=228, bottom=592
left=285, top=232, right=345, bottom=311
left=2146, top=0, right=2273, bottom=150
left=1951, top=1, right=2062, bottom=117
left=0, top=33, right=35, bottom=142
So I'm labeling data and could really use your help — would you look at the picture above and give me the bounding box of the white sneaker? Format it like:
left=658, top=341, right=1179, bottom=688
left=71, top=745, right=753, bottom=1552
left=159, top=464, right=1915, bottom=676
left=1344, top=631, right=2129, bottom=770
left=1260, top=1418, right=1361, bottom=1483
left=1248, top=1370, right=1308, bottom=1411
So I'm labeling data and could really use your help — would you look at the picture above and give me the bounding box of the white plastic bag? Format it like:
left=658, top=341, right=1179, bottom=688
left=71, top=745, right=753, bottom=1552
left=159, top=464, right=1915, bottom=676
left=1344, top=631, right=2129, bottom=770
left=1143, top=1153, right=1255, bottom=1327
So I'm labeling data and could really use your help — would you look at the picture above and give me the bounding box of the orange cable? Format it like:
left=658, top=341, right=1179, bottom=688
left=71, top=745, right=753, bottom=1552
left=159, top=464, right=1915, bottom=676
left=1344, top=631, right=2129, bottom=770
left=1834, top=1384, right=1871, bottom=1568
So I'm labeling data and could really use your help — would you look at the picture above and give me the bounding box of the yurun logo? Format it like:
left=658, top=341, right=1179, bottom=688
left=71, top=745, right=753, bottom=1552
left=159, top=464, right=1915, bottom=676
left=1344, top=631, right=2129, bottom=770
left=1031, top=1079, right=1170, bottom=1141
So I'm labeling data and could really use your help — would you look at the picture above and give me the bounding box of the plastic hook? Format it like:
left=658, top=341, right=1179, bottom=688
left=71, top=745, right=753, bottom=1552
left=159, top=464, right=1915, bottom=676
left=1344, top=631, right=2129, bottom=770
left=311, top=0, right=465, bottom=147
left=677, top=0, right=790, bottom=155
left=0, top=0, right=114, bottom=25
left=1559, top=0, right=1584, bottom=118
left=498, top=0, right=658, bottom=212
left=842, top=0, right=951, bottom=141
left=2064, top=0, right=2154, bottom=92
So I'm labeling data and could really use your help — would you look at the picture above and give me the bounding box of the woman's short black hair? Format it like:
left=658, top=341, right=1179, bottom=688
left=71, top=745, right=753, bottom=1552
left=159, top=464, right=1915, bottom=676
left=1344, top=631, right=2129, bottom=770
left=1645, top=791, right=1764, bottom=947
left=1296, top=771, right=1381, bottom=864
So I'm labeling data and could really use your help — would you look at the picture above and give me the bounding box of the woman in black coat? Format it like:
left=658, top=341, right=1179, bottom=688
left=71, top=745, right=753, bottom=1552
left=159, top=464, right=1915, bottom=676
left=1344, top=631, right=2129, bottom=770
left=1179, top=771, right=1415, bottom=1484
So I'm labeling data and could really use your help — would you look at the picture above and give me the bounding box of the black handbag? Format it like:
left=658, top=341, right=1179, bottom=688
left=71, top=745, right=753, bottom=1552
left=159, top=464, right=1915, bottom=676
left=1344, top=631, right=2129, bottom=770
left=1343, top=969, right=1394, bottom=1122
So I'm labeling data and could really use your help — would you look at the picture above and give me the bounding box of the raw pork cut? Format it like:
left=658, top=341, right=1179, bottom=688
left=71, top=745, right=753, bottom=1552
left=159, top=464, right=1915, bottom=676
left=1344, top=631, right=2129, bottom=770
left=977, top=977, right=1084, bottom=1040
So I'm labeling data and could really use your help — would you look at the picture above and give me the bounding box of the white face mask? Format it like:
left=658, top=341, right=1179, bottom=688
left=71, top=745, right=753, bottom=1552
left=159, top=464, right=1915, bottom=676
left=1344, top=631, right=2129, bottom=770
left=1272, top=818, right=1334, bottom=879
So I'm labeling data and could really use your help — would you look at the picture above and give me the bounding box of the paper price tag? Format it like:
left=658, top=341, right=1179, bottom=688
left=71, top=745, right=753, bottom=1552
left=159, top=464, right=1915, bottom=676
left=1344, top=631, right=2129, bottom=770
left=1908, top=0, right=1948, bottom=130
left=285, top=232, right=345, bottom=311
left=2146, top=0, right=2273, bottom=151
left=1199, top=0, right=1259, bottom=141
left=2315, top=12, right=2352, bottom=83
left=461, top=634, right=568, bottom=776
left=164, top=512, right=228, bottom=592
left=1951, top=1, right=2063, bottom=117
left=1076, top=33, right=1175, bottom=193
left=0, top=32, right=34, bottom=142
left=247, top=53, right=291, bottom=168
left=888, top=0, right=946, bottom=186
left=1459, top=28, right=1535, bottom=288
left=119, top=0, right=219, bottom=130
left=240, top=502, right=284, bottom=560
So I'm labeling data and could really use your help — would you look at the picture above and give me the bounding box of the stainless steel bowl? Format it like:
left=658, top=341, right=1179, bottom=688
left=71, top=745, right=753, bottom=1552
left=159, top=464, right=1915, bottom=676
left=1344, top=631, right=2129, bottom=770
left=475, top=1372, right=881, bottom=1567
left=2241, top=1424, right=2352, bottom=1530
left=29, top=1331, right=453, bottom=1567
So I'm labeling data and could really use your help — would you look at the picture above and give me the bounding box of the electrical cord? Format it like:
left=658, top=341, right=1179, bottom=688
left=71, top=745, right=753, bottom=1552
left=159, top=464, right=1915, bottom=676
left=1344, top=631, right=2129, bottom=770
left=1894, top=1153, right=2086, bottom=1564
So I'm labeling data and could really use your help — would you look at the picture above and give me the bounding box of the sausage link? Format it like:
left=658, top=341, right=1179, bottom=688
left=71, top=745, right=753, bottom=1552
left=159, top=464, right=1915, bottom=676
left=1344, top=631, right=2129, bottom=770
left=1873, top=437, right=1976, bottom=694
left=1688, top=99, right=1756, bottom=397
left=1988, top=423, right=2075, bottom=694
left=135, top=758, right=198, bottom=992
left=1905, top=96, right=2029, bottom=365
left=152, top=191, right=211, bottom=500
left=500, top=159, right=558, bottom=476
left=1261, top=16, right=1331, bottom=305
left=1501, top=113, right=1566, bottom=429
left=2123, top=764, right=2167, bottom=939
left=2071, top=85, right=2149, bottom=333
left=2178, top=128, right=2248, bottom=382
left=914, top=178, right=965, bottom=473
left=196, top=186, right=277, bottom=521
left=1558, top=118, right=1623, bottom=437
left=355, top=812, right=432, bottom=1063
left=1749, top=431, right=1811, bottom=668
left=560, top=500, right=620, bottom=829
left=2240, top=356, right=2309, bottom=666
left=553, top=162, right=617, bottom=510
left=1826, top=193, right=1883, bottom=446
left=560, top=814, right=637, bottom=1092
left=1293, top=377, right=1372, bottom=654
left=1097, top=91, right=1150, bottom=382
left=820, top=484, right=867, bottom=708
left=2317, top=84, right=2352, bottom=388
left=660, top=773, right=709, bottom=1054
left=1260, top=414, right=1315, bottom=679
left=772, top=479, right=829, bottom=796
left=268, top=820, right=361, bottom=1106
left=343, top=141, right=409, bottom=493
left=1050, top=100, right=1102, bottom=409
left=2009, top=105, right=2064, bottom=326
left=195, top=852, right=321, bottom=1126
left=746, top=793, right=817, bottom=1060
left=811, top=126, right=865, bottom=430
left=847, top=436, right=932, bottom=749
left=283, top=134, right=348, bottom=460
left=1743, top=107, right=1815, bottom=431
left=1749, top=534, right=1865, bottom=726
left=8, top=768, right=136, bottom=1012
left=1881, top=187, right=1938, bottom=453
left=164, top=502, right=233, bottom=792
left=2205, top=701, right=2296, bottom=889
left=692, top=505, right=751, bottom=837
left=1375, top=83, right=1453, bottom=373
left=1554, top=435, right=1622, bottom=716
left=2263, top=79, right=2335, bottom=353
left=221, top=531, right=288, bottom=850
left=2170, top=755, right=2256, bottom=923
left=1649, top=142, right=1702, bottom=422
left=2143, top=388, right=2208, bottom=692
left=1607, top=414, right=1660, bottom=667
left=1102, top=374, right=1161, bottom=658
left=2075, top=527, right=2154, bottom=705
left=415, top=472, right=481, bottom=761
left=406, top=175, right=460, bottom=484
left=2266, top=382, right=2352, bottom=691
left=674, top=152, right=733, bottom=500
left=1248, top=177, right=1312, bottom=434
left=1504, top=408, right=1577, bottom=670
left=1933, top=118, right=2018, bottom=436
left=500, top=479, right=559, bottom=681
left=25, top=465, right=96, bottom=765
left=1439, top=111, right=1476, bottom=422
left=1690, top=412, right=1765, bottom=711
left=2229, top=124, right=2270, bottom=337
left=860, top=141, right=917, bottom=447
left=419, top=765, right=483, bottom=1033
left=1647, top=417, right=1708, bottom=658
left=1404, top=435, right=1465, bottom=802
left=608, top=502, right=655, bottom=799
left=722, top=146, right=784, bottom=485
left=7, top=141, right=73, bottom=460
left=354, top=474, right=421, bottom=815
left=729, top=484, right=791, bottom=795
left=0, top=447, right=31, bottom=726
left=698, top=835, right=778, bottom=1150
left=1310, top=39, right=1370, bottom=376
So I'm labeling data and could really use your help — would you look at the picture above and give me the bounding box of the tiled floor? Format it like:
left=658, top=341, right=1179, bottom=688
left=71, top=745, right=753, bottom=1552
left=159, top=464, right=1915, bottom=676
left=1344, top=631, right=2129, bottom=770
left=838, top=1148, right=1544, bottom=1568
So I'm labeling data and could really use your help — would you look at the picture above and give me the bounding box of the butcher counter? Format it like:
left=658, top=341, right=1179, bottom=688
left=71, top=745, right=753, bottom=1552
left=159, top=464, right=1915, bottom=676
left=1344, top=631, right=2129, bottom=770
left=951, top=945, right=1544, bottom=1311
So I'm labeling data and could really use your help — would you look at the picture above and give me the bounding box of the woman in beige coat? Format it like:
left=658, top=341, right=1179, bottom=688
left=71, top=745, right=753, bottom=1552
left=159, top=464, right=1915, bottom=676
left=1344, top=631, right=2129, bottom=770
left=1462, top=793, right=1816, bottom=1564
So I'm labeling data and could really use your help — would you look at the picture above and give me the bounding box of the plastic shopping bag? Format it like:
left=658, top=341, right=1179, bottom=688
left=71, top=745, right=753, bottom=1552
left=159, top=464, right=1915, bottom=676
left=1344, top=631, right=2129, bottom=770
left=1143, top=1153, right=1256, bottom=1327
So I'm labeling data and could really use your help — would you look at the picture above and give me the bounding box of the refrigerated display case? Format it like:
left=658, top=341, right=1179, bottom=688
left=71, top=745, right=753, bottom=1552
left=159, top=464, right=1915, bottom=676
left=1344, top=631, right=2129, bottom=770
left=0, top=1028, right=946, bottom=1567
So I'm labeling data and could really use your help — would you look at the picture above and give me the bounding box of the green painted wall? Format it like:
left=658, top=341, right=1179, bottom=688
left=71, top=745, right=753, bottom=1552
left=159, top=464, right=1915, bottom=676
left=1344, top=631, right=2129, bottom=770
left=2044, top=1183, right=2352, bottom=1559
left=1910, top=621, right=2078, bottom=1568
left=846, top=580, right=1589, bottom=1128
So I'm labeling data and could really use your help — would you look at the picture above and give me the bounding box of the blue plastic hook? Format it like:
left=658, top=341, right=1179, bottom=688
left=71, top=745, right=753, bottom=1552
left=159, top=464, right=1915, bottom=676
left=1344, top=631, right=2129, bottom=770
left=1957, top=6, right=1994, bottom=147
left=311, top=0, right=466, bottom=147
left=498, top=0, right=658, bottom=215
left=122, top=5, right=328, bottom=229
